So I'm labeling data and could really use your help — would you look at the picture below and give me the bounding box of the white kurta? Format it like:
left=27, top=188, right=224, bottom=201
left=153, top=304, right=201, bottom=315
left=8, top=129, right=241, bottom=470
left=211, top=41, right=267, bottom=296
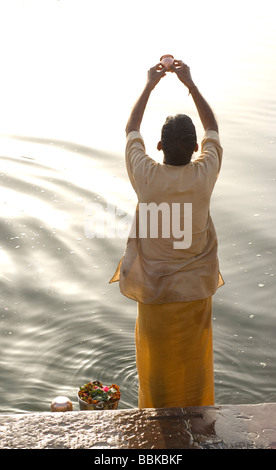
left=110, top=129, right=224, bottom=304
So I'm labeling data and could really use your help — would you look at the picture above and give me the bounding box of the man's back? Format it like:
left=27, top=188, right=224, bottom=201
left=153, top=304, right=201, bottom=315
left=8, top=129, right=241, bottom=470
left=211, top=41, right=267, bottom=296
left=117, top=128, right=223, bottom=304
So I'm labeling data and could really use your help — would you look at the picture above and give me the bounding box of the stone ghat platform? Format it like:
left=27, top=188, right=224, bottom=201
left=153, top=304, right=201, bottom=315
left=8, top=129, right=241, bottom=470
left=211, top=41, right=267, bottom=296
left=0, top=403, right=276, bottom=450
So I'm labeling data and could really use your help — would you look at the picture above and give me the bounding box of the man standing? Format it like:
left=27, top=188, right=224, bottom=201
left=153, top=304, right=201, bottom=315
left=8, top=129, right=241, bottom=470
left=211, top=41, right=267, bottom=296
left=110, top=59, right=223, bottom=408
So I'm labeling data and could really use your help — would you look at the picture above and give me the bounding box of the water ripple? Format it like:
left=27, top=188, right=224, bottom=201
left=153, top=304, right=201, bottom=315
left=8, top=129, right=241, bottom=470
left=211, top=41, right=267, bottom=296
left=0, top=131, right=275, bottom=413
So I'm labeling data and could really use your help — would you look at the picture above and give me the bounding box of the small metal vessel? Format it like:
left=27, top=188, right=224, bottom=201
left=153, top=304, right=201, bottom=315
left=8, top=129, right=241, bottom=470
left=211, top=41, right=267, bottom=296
left=160, top=54, right=174, bottom=70
left=78, top=393, right=119, bottom=411
left=51, top=396, right=73, bottom=412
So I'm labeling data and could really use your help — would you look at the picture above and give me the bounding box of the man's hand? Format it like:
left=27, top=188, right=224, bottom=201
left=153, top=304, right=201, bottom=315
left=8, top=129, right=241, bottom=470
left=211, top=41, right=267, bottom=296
left=170, top=60, right=195, bottom=91
left=171, top=59, right=218, bottom=133
left=146, top=63, right=167, bottom=91
left=125, top=63, right=167, bottom=135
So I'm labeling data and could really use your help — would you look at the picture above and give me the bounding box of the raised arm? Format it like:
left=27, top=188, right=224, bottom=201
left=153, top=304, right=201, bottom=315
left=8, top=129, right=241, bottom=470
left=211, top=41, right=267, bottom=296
left=171, top=60, right=218, bottom=133
left=125, top=64, right=167, bottom=135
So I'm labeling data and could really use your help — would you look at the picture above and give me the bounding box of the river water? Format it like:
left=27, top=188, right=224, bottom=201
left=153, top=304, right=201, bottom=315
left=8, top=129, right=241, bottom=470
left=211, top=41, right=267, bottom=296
left=0, top=0, right=275, bottom=413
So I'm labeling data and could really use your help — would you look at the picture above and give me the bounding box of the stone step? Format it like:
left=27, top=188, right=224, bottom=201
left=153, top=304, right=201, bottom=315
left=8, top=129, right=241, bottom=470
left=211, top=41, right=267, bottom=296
left=0, top=403, right=275, bottom=449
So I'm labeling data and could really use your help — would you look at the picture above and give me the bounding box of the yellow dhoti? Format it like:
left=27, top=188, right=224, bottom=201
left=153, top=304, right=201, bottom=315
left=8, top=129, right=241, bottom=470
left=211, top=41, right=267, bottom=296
left=135, top=297, right=214, bottom=408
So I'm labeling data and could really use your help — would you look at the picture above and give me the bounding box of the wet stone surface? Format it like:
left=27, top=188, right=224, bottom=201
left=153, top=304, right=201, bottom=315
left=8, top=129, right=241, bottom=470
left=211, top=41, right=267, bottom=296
left=0, top=403, right=275, bottom=449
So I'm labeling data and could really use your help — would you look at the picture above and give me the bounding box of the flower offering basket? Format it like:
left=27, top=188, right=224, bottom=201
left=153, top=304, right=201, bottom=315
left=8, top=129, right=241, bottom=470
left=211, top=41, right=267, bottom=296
left=78, top=380, right=120, bottom=410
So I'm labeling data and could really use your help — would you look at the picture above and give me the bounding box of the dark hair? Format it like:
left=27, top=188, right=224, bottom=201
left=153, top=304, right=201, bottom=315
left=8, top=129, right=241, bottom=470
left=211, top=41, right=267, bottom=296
left=161, top=114, right=197, bottom=166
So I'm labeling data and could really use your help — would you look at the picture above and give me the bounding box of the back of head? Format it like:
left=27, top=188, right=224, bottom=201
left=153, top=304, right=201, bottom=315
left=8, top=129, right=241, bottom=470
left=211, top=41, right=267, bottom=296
left=161, top=114, right=197, bottom=166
